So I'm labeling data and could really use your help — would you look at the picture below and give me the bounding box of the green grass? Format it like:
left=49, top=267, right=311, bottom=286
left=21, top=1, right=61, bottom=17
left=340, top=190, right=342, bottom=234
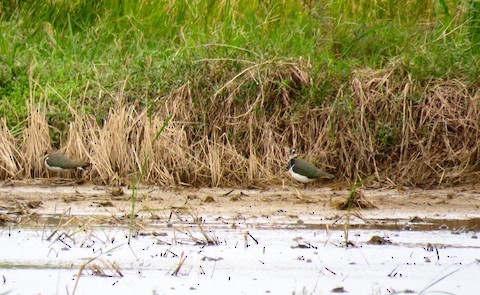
left=1, top=0, right=478, bottom=133
left=1, top=1, right=480, bottom=186
left=128, top=174, right=137, bottom=245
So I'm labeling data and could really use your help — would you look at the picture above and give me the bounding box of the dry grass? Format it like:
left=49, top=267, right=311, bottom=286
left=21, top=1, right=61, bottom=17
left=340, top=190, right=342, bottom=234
left=344, top=69, right=480, bottom=186
left=332, top=189, right=378, bottom=210
left=0, top=119, right=22, bottom=179
left=1, top=61, right=480, bottom=187
left=88, top=259, right=123, bottom=278
left=22, top=99, right=51, bottom=178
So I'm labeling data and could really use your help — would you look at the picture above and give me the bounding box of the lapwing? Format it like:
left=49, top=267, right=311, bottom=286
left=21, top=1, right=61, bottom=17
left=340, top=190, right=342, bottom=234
left=287, top=149, right=334, bottom=189
left=44, top=152, right=89, bottom=172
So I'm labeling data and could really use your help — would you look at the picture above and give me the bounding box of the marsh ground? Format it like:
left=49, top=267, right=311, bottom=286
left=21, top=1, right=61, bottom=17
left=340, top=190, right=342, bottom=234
left=0, top=182, right=479, bottom=294
left=1, top=182, right=480, bottom=227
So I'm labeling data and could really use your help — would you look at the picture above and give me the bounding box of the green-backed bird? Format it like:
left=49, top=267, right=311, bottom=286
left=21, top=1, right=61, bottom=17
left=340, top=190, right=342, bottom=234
left=287, top=149, right=334, bottom=188
left=44, top=152, right=89, bottom=172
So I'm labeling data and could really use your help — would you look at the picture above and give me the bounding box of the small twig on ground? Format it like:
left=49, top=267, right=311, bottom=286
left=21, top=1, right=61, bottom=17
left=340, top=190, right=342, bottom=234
left=171, top=251, right=187, bottom=276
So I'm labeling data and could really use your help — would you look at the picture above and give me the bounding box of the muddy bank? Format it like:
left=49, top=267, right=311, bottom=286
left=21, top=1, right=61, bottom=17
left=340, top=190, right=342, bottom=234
left=1, top=182, right=480, bottom=294
left=1, top=181, right=479, bottom=228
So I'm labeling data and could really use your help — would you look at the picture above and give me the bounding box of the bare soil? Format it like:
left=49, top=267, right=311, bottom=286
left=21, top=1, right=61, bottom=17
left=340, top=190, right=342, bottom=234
left=1, top=180, right=480, bottom=228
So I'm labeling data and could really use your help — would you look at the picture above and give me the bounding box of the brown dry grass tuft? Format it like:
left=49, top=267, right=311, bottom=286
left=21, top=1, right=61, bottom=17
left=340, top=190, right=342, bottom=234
left=88, top=259, right=123, bottom=277
left=333, top=189, right=377, bottom=210
left=22, top=99, right=50, bottom=178
left=1, top=61, right=480, bottom=187
left=343, top=69, right=480, bottom=186
left=0, top=119, right=22, bottom=179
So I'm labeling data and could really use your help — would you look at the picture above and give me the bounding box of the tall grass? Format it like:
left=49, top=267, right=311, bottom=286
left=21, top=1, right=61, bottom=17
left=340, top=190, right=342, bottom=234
left=0, top=119, right=21, bottom=178
left=0, top=1, right=479, bottom=187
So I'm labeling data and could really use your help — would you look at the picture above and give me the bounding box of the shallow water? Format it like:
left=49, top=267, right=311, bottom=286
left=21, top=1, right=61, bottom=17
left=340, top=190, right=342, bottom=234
left=0, top=219, right=478, bottom=295
left=26, top=212, right=480, bottom=230
left=1, top=185, right=479, bottom=294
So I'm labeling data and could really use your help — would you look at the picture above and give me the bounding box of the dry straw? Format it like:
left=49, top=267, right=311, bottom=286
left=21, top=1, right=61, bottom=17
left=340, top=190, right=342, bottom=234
left=22, top=99, right=50, bottom=178
left=0, top=119, right=22, bottom=178
left=2, top=60, right=480, bottom=187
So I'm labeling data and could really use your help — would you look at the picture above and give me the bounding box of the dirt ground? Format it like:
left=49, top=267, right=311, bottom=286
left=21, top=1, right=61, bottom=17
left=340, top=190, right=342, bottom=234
left=1, top=179, right=480, bottom=228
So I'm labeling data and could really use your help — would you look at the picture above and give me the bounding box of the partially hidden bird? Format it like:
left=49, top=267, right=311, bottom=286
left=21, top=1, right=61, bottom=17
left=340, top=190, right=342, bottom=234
left=287, top=149, right=334, bottom=189
left=44, top=152, right=89, bottom=172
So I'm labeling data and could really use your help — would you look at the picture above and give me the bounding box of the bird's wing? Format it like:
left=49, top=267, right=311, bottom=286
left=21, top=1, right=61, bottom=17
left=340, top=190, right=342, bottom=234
left=47, top=153, right=88, bottom=169
left=293, top=158, right=334, bottom=179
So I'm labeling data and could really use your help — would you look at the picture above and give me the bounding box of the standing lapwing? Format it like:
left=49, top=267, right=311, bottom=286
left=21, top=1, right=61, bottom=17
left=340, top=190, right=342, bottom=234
left=288, top=149, right=334, bottom=189
left=44, top=152, right=89, bottom=173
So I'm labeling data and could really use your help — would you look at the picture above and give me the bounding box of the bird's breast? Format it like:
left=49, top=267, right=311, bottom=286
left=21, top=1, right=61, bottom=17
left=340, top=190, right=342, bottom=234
left=288, top=166, right=314, bottom=183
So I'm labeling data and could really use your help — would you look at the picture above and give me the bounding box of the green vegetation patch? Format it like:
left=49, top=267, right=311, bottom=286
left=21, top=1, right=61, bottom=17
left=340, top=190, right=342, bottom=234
left=0, top=0, right=479, bottom=186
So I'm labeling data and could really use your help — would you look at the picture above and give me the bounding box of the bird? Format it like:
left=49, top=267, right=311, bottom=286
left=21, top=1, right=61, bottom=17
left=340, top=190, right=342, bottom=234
left=44, top=152, right=89, bottom=172
left=287, top=149, right=334, bottom=189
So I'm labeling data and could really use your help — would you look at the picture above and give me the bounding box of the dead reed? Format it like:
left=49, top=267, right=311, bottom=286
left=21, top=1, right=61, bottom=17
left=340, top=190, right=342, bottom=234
left=2, top=61, right=480, bottom=187
left=0, top=119, right=21, bottom=179
left=22, top=99, right=50, bottom=178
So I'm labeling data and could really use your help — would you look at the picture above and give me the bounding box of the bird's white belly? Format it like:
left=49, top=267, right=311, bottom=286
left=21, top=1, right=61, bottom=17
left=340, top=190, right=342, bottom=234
left=45, top=165, right=68, bottom=172
left=45, top=159, right=69, bottom=172
left=288, top=167, right=314, bottom=183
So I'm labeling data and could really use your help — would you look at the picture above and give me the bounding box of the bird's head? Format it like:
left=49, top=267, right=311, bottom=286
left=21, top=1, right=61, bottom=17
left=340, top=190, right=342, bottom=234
left=289, top=147, right=299, bottom=159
